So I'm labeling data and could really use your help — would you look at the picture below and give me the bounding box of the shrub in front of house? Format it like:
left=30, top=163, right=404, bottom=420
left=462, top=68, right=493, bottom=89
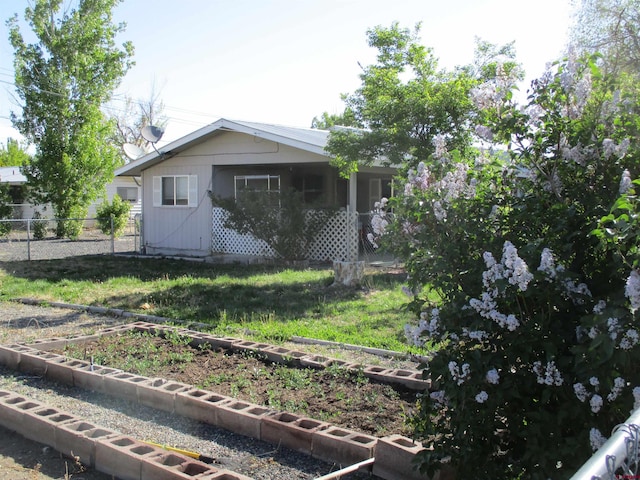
left=96, top=194, right=131, bottom=238
left=210, top=188, right=338, bottom=263
left=31, top=211, right=48, bottom=240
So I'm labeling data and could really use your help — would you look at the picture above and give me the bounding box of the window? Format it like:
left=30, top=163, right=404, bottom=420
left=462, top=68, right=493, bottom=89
left=293, top=173, right=323, bottom=204
left=234, top=175, right=280, bottom=197
left=116, top=187, right=138, bottom=203
left=234, top=175, right=280, bottom=206
left=153, top=175, right=197, bottom=207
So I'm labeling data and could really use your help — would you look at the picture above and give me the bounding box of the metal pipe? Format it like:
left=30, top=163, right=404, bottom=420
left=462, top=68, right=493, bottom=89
left=570, top=407, right=640, bottom=479
left=314, top=458, right=375, bottom=480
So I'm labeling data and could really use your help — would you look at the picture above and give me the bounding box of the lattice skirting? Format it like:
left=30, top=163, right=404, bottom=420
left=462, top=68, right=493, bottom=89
left=211, top=208, right=359, bottom=262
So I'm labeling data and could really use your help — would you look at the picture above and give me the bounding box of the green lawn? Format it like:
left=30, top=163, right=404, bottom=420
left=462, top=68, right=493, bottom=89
left=0, top=255, right=431, bottom=353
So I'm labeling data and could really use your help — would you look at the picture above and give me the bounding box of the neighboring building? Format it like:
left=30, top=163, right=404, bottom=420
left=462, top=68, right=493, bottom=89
left=115, top=118, right=395, bottom=262
left=0, top=166, right=29, bottom=218
left=0, top=166, right=141, bottom=220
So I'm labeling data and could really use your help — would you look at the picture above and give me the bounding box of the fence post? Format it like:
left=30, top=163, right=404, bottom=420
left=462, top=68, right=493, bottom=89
left=110, top=215, right=115, bottom=255
left=26, top=218, right=31, bottom=261
left=570, top=407, right=640, bottom=479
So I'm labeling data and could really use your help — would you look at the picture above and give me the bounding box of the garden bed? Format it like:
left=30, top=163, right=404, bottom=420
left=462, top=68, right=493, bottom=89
left=57, top=330, right=419, bottom=437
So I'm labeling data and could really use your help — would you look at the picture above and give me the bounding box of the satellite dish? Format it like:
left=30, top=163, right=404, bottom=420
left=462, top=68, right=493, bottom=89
left=141, top=125, right=165, bottom=144
left=123, top=143, right=145, bottom=160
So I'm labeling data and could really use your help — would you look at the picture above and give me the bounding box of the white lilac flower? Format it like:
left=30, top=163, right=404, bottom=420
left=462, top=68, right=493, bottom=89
left=429, top=390, right=447, bottom=406
left=366, top=233, right=379, bottom=249
left=448, top=361, right=470, bottom=386
left=590, top=394, right=603, bottom=413
left=483, top=251, right=497, bottom=269
left=416, top=309, right=440, bottom=337
left=475, top=391, right=489, bottom=404
left=486, top=369, right=500, bottom=385
left=404, top=324, right=423, bottom=347
left=603, top=139, right=616, bottom=159
left=633, top=386, right=640, bottom=410
left=502, top=241, right=533, bottom=291
left=405, top=308, right=442, bottom=346
left=475, top=125, right=494, bottom=142
left=525, top=104, right=545, bottom=125
left=574, top=383, right=588, bottom=402
left=505, top=314, right=520, bottom=331
left=562, top=144, right=586, bottom=166
left=589, top=428, right=607, bottom=451
left=370, top=213, right=388, bottom=236
left=406, top=162, right=431, bottom=192
left=620, top=329, right=639, bottom=350
left=593, top=300, right=607, bottom=315
left=437, top=163, right=475, bottom=203
left=561, top=278, right=592, bottom=304
left=617, top=138, right=630, bottom=158
left=625, top=270, right=640, bottom=313
left=619, top=169, right=632, bottom=194
left=432, top=134, right=448, bottom=159
left=589, top=377, right=600, bottom=388
left=533, top=360, right=563, bottom=386
left=465, top=329, right=489, bottom=341
left=588, top=327, right=599, bottom=339
left=607, top=377, right=625, bottom=402
left=538, top=248, right=557, bottom=280
left=433, top=200, right=447, bottom=222
left=607, top=317, right=620, bottom=340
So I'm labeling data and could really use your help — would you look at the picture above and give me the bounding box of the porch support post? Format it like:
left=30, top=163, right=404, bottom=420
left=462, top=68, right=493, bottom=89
left=348, top=172, right=357, bottom=212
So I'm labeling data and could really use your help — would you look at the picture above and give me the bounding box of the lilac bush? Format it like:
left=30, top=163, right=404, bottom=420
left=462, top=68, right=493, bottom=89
left=378, top=54, right=640, bottom=478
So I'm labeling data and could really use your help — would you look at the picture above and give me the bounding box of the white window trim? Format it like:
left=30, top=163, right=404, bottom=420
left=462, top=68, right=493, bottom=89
left=116, top=186, right=139, bottom=203
left=153, top=175, right=198, bottom=207
left=233, top=174, right=280, bottom=198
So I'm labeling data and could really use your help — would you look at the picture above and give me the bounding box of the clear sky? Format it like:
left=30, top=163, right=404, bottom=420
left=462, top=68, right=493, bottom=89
left=0, top=0, right=574, bottom=147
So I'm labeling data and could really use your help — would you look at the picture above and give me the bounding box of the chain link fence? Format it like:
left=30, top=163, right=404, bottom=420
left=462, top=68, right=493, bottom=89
left=0, top=216, right=140, bottom=262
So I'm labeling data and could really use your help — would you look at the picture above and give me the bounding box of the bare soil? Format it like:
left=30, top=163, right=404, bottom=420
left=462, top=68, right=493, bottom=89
left=57, top=331, right=419, bottom=437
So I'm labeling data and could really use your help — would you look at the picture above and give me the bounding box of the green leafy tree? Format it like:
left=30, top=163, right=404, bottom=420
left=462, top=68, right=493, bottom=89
left=310, top=110, right=358, bottom=130
left=570, top=0, right=640, bottom=76
left=0, top=138, right=31, bottom=167
left=7, top=0, right=134, bottom=238
left=324, top=22, right=479, bottom=177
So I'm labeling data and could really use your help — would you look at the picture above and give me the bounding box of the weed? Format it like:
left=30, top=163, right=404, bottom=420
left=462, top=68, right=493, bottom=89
left=163, top=329, right=192, bottom=347
left=274, top=366, right=313, bottom=390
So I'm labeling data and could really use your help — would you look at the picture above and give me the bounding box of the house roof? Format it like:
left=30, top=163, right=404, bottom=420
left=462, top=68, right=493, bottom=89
left=0, top=166, right=27, bottom=184
left=115, top=118, right=331, bottom=177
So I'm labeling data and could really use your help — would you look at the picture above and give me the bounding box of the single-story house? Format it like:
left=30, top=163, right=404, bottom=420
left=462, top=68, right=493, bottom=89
left=115, top=118, right=395, bottom=262
left=0, top=165, right=141, bottom=220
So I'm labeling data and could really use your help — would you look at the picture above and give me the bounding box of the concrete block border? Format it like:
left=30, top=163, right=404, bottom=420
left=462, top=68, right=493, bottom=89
left=0, top=320, right=440, bottom=479
left=0, top=388, right=252, bottom=480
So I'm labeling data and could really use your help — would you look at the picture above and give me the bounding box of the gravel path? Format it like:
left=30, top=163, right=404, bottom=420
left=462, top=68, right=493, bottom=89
left=0, top=301, right=386, bottom=480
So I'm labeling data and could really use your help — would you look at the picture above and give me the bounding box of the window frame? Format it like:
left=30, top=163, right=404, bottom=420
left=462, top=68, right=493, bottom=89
left=116, top=186, right=139, bottom=203
left=233, top=174, right=280, bottom=198
left=152, top=175, right=198, bottom=207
